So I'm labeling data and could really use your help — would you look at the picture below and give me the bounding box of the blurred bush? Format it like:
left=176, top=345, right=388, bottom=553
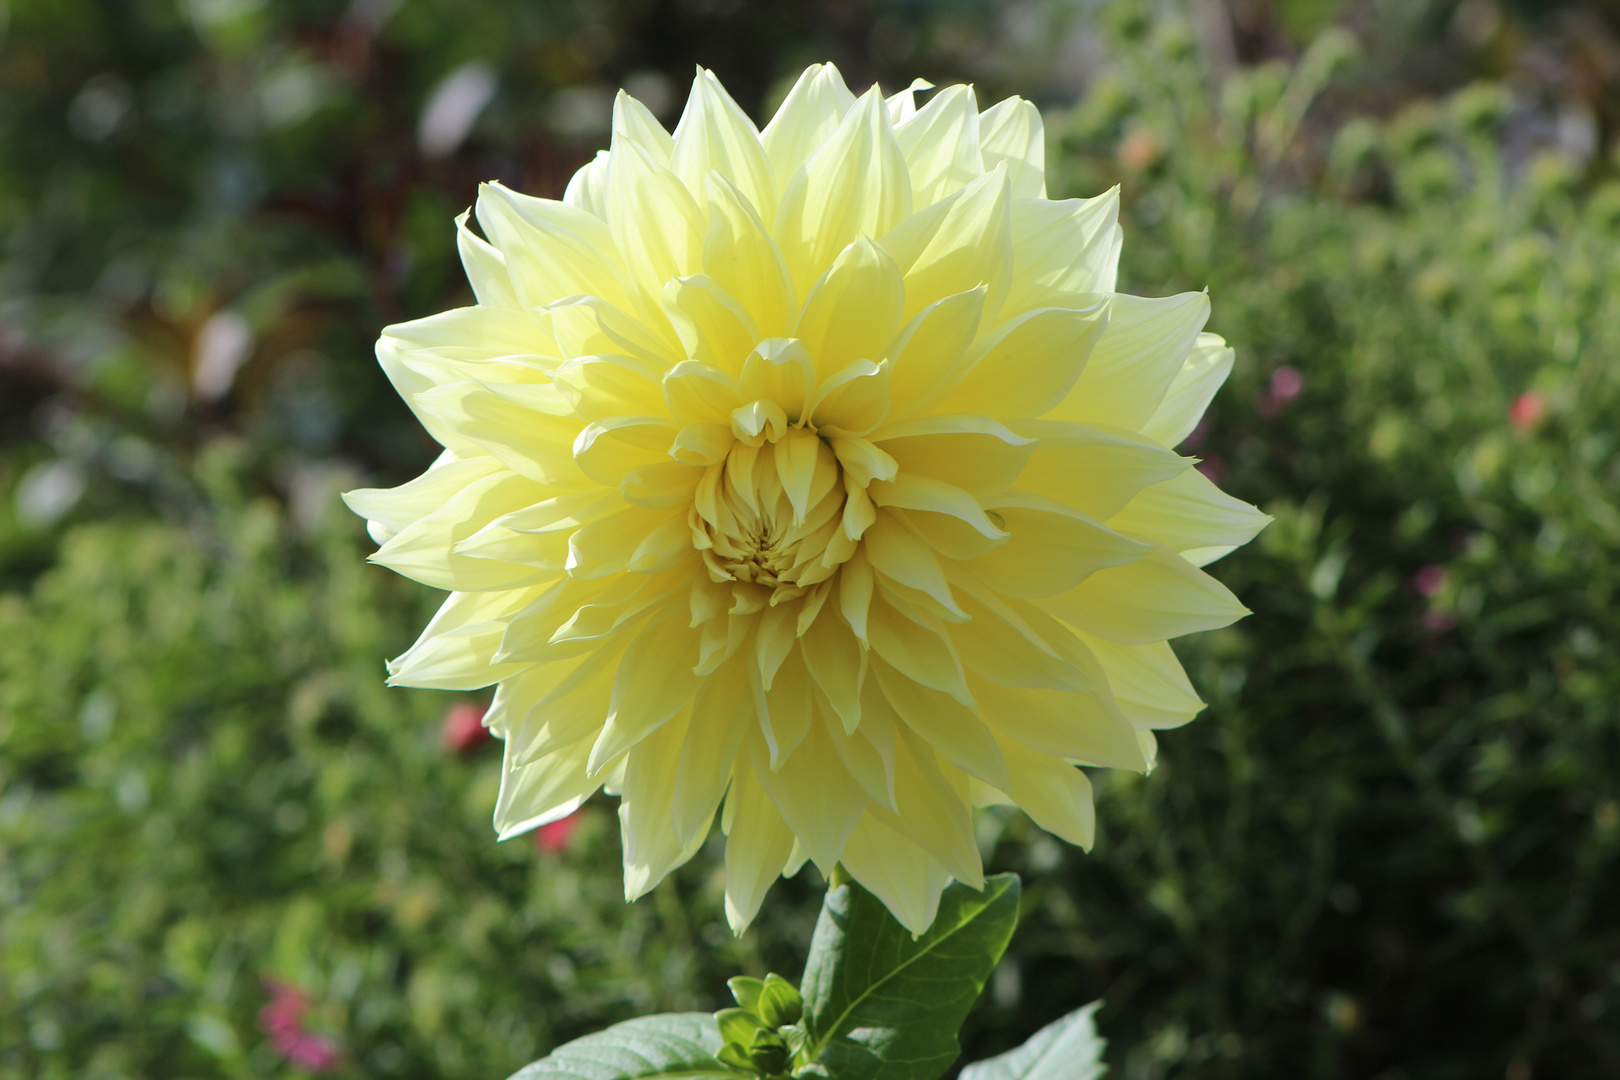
left=4, top=1, right=1620, bottom=1079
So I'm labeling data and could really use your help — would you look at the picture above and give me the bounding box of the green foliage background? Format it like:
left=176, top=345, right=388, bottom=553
left=3, top=0, right=1619, bottom=1077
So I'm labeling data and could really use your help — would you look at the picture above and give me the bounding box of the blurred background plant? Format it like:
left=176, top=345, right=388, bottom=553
left=3, top=0, right=1620, bottom=1077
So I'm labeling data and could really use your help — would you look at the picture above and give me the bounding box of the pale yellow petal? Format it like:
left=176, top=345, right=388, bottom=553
left=672, top=655, right=754, bottom=845
left=882, top=287, right=986, bottom=417
left=863, top=724, right=983, bottom=886
left=820, top=697, right=892, bottom=808
left=794, top=236, right=905, bottom=380
left=759, top=62, right=856, bottom=181
left=1013, top=419, right=1192, bottom=520
left=500, top=644, right=625, bottom=767
left=343, top=452, right=503, bottom=542
left=608, top=139, right=705, bottom=309
left=723, top=766, right=797, bottom=933
left=893, top=84, right=983, bottom=208
left=387, top=587, right=542, bottom=690
left=992, top=732, right=1095, bottom=848
left=809, top=359, right=891, bottom=437
left=496, top=574, right=667, bottom=664
left=755, top=644, right=814, bottom=767
left=456, top=210, right=519, bottom=309
left=978, top=96, right=1046, bottom=199
left=702, top=172, right=797, bottom=338
left=493, top=732, right=600, bottom=840
left=869, top=473, right=1005, bottom=540
left=1049, top=292, right=1210, bottom=432
left=412, top=379, right=587, bottom=486
left=1075, top=633, right=1205, bottom=730
left=562, top=149, right=611, bottom=218
left=865, top=589, right=971, bottom=703
left=937, top=300, right=1108, bottom=419
left=662, top=274, right=761, bottom=374
left=612, top=89, right=675, bottom=162
left=373, top=470, right=561, bottom=591
left=872, top=413, right=1032, bottom=495
left=971, top=677, right=1143, bottom=771
left=872, top=658, right=1009, bottom=792
left=863, top=511, right=966, bottom=618
left=971, top=491, right=1149, bottom=597
left=1139, top=332, right=1235, bottom=447
left=880, top=165, right=1011, bottom=323
left=749, top=724, right=867, bottom=875
left=1005, top=189, right=1120, bottom=310
left=1105, top=466, right=1269, bottom=565
left=947, top=592, right=1090, bottom=692
left=475, top=181, right=635, bottom=311
left=671, top=68, right=777, bottom=223
left=1041, top=545, right=1250, bottom=645
left=621, top=705, right=712, bottom=900
left=884, top=78, right=933, bottom=125
left=571, top=415, right=677, bottom=487
left=567, top=504, right=688, bottom=579
left=589, top=609, right=705, bottom=773
left=838, top=814, right=950, bottom=936
left=774, top=87, right=911, bottom=295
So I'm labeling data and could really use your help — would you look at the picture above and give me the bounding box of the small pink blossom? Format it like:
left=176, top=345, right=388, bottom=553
left=259, top=980, right=340, bottom=1073
left=1270, top=366, right=1304, bottom=402
left=1412, top=564, right=1447, bottom=597
left=1509, top=391, right=1544, bottom=431
left=1255, top=366, right=1304, bottom=416
left=441, top=702, right=491, bottom=754
left=535, top=810, right=584, bottom=854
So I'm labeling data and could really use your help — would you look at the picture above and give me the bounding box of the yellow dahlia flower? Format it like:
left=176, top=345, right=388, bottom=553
left=345, top=65, right=1267, bottom=934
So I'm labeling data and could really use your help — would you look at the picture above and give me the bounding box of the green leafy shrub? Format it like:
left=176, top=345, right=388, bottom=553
left=966, top=16, right=1620, bottom=1079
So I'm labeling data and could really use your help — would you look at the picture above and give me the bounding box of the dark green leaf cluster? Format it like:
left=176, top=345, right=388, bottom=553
left=507, top=878, right=1036, bottom=1080
left=715, top=974, right=803, bottom=1077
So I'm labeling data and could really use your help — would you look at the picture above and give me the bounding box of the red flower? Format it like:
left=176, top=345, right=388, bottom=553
left=535, top=810, right=583, bottom=854
left=1509, top=391, right=1544, bottom=432
left=441, top=702, right=491, bottom=753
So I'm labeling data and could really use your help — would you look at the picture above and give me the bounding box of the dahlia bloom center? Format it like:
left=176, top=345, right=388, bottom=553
left=681, top=337, right=889, bottom=606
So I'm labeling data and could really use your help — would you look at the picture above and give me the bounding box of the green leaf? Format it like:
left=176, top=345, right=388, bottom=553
left=757, top=973, right=803, bottom=1027
left=728, top=977, right=768, bottom=1017
left=717, top=1008, right=763, bottom=1049
left=958, top=1003, right=1106, bottom=1080
left=798, top=874, right=1022, bottom=1080
left=508, top=1014, right=754, bottom=1080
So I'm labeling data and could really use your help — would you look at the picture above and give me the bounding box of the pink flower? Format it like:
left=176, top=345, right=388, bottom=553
left=1255, top=366, right=1304, bottom=416
left=535, top=810, right=584, bottom=854
left=282, top=1032, right=341, bottom=1073
left=1412, top=564, right=1447, bottom=597
left=441, top=702, right=491, bottom=754
left=1270, top=366, right=1304, bottom=403
left=1509, top=391, right=1544, bottom=431
left=259, top=980, right=340, bottom=1073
